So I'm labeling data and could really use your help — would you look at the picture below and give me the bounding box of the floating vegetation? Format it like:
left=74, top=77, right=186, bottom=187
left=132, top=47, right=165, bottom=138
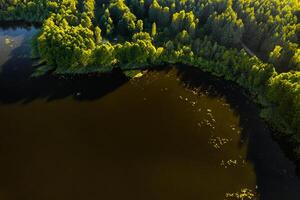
left=192, top=90, right=198, bottom=95
left=207, top=112, right=216, bottom=122
left=197, top=122, right=201, bottom=127
left=190, top=101, right=196, bottom=106
left=220, top=156, right=247, bottom=168
left=160, top=87, right=169, bottom=92
left=225, top=188, right=256, bottom=200
left=198, top=119, right=215, bottom=129
left=209, top=135, right=231, bottom=149
left=178, top=95, right=198, bottom=108
left=221, top=159, right=238, bottom=168
left=230, top=125, right=241, bottom=134
left=222, top=103, right=230, bottom=107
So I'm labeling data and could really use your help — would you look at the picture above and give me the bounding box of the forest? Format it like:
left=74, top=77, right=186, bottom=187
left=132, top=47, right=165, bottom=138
left=1, top=0, right=300, bottom=159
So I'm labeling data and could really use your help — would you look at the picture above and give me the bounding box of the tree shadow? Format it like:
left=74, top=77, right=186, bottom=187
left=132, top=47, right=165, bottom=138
left=176, top=65, right=300, bottom=200
left=0, top=38, right=128, bottom=105
left=0, top=21, right=42, bottom=30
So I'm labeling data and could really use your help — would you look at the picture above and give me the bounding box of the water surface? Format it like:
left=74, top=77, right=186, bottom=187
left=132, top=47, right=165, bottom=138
left=0, top=26, right=300, bottom=200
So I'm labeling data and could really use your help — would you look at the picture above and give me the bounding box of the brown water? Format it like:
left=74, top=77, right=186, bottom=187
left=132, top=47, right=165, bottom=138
left=1, top=27, right=300, bottom=200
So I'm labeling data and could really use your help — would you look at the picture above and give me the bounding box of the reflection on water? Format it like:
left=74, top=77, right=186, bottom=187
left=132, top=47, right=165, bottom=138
left=0, top=26, right=38, bottom=68
left=0, top=27, right=300, bottom=200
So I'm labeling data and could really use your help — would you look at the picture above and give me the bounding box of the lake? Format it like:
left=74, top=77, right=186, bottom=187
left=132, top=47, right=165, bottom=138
left=0, top=26, right=300, bottom=200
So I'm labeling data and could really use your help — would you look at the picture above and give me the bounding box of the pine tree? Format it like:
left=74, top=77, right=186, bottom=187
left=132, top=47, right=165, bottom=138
left=151, top=22, right=157, bottom=37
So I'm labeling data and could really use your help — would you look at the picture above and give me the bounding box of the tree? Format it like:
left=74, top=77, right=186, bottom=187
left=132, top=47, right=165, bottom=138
left=81, top=12, right=92, bottom=28
left=290, top=49, right=300, bottom=70
left=94, top=26, right=102, bottom=44
left=92, top=43, right=115, bottom=68
left=136, top=19, right=143, bottom=32
left=118, top=11, right=137, bottom=36
left=132, top=32, right=151, bottom=42
left=151, top=22, right=157, bottom=37
left=206, top=6, right=244, bottom=47
left=100, top=9, right=114, bottom=35
left=171, top=10, right=198, bottom=35
left=269, top=46, right=282, bottom=63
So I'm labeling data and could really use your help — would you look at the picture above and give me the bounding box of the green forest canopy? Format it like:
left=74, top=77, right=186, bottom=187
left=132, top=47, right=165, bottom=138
left=1, top=0, right=300, bottom=159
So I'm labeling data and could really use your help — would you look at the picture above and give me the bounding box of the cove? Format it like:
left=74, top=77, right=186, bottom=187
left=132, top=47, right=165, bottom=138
left=1, top=27, right=300, bottom=200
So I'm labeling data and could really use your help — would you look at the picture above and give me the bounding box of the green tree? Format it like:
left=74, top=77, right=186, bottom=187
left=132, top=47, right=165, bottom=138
left=151, top=22, right=157, bottom=37
left=94, top=26, right=102, bottom=44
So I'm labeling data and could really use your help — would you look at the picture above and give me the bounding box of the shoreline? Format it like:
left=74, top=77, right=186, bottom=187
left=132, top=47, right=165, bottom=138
left=1, top=22, right=300, bottom=173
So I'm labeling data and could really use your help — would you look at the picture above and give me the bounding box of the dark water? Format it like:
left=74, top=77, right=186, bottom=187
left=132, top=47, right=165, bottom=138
left=1, top=27, right=300, bottom=200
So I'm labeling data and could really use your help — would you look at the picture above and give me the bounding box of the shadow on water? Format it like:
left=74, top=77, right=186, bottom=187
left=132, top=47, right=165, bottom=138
left=176, top=66, right=300, bottom=200
left=0, top=44, right=128, bottom=104
left=0, top=21, right=41, bottom=31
